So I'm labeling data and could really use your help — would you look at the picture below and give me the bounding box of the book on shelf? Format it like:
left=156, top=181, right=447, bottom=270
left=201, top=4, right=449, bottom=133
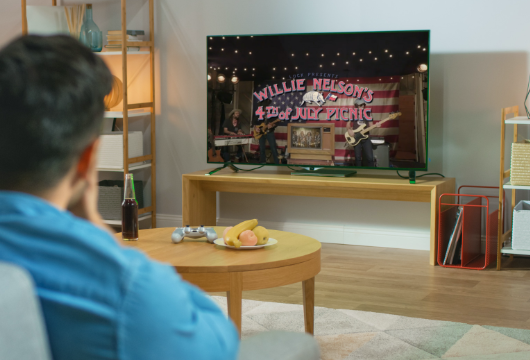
left=108, top=30, right=145, bottom=36
left=103, top=45, right=141, bottom=51
left=107, top=40, right=142, bottom=46
left=443, top=206, right=463, bottom=265
left=107, top=36, right=143, bottom=41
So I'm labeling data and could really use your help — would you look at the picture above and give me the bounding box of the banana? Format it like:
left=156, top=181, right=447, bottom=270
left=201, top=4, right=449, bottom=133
left=253, top=226, right=269, bottom=245
left=224, top=219, right=258, bottom=248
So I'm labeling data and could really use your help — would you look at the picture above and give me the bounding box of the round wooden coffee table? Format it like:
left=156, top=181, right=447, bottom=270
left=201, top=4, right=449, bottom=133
left=118, top=227, right=321, bottom=335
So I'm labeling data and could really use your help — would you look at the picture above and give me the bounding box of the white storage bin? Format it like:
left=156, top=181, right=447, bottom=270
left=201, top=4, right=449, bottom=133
left=97, top=132, right=143, bottom=169
left=512, top=200, right=530, bottom=250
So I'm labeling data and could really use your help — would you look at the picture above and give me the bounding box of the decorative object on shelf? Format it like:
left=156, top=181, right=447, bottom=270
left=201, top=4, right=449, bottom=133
left=512, top=200, right=530, bottom=250
left=63, top=4, right=85, bottom=40
left=510, top=140, right=530, bottom=185
left=80, top=4, right=102, bottom=52
left=103, top=76, right=123, bottom=110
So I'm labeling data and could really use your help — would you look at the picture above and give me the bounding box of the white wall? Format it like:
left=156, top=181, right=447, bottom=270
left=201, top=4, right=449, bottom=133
left=3, top=0, right=529, bottom=249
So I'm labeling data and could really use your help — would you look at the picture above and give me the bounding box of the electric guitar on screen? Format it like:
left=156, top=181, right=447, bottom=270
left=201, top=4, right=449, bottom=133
left=344, top=112, right=401, bottom=147
left=253, top=119, right=281, bottom=140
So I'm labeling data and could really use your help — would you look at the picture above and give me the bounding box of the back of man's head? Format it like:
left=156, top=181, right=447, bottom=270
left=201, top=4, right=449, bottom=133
left=0, top=35, right=112, bottom=193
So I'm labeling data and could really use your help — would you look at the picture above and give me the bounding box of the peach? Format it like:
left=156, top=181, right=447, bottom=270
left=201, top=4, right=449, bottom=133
left=239, top=230, right=258, bottom=246
left=223, top=226, right=233, bottom=244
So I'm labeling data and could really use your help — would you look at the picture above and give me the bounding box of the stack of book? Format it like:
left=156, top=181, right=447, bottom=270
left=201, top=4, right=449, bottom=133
left=104, top=30, right=145, bottom=51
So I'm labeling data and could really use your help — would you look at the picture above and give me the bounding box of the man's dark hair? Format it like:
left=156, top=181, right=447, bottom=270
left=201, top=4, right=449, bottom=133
left=0, top=35, right=113, bottom=192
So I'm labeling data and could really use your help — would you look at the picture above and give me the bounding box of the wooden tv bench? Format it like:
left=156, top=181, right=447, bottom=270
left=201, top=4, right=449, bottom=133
left=182, top=168, right=455, bottom=265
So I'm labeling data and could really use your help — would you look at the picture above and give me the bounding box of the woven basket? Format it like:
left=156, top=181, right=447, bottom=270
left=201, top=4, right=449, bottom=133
left=510, top=141, right=530, bottom=185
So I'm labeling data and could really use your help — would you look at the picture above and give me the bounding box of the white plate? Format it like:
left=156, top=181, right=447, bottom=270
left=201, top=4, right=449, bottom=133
left=213, top=238, right=278, bottom=249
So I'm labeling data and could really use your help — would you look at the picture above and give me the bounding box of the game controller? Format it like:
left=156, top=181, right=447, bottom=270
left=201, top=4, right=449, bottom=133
left=171, top=225, right=218, bottom=244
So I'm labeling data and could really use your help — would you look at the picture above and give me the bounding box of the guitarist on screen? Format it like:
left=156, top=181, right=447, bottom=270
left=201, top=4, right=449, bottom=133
left=346, top=99, right=380, bottom=167
left=253, top=118, right=280, bottom=164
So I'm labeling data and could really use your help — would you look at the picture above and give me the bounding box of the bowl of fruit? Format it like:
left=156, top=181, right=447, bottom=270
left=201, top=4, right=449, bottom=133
left=213, top=219, right=277, bottom=249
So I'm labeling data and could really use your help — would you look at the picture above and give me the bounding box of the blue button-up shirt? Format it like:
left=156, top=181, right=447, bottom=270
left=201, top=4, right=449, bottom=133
left=0, top=191, right=239, bottom=360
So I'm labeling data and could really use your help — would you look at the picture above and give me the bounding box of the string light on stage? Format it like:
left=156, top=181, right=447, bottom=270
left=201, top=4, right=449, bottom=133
left=337, top=53, right=340, bottom=56
left=234, top=50, right=238, bottom=53
left=368, top=51, right=372, bottom=54
left=352, top=52, right=356, bottom=55
left=360, top=58, right=363, bottom=62
left=284, top=67, right=287, bottom=70
left=208, top=74, right=211, bottom=81
left=236, top=36, right=239, bottom=39
left=221, top=48, right=224, bottom=51
left=217, top=74, right=225, bottom=83
left=292, top=53, right=295, bottom=56
left=209, top=47, right=212, bottom=50
left=320, top=64, right=322, bottom=67
left=346, top=61, right=349, bottom=64
left=417, top=45, right=421, bottom=48
left=273, top=67, right=276, bottom=70
left=321, top=54, right=324, bottom=57
left=306, top=53, right=309, bottom=56
left=249, top=51, right=252, bottom=54
left=385, top=49, right=388, bottom=52
left=389, top=54, right=393, bottom=58
left=252, top=74, right=255, bottom=76
left=244, top=68, right=247, bottom=71
left=231, top=75, right=239, bottom=84
left=406, top=51, right=409, bottom=55
left=374, top=57, right=377, bottom=60
left=210, top=37, right=213, bottom=40
left=222, top=37, right=225, bottom=39
left=423, top=48, right=426, bottom=51
left=295, top=66, right=298, bottom=69
left=332, top=62, right=335, bottom=65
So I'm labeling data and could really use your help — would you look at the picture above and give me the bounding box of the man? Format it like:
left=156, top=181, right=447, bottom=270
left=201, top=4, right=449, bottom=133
left=221, top=109, right=245, bottom=162
left=346, top=99, right=379, bottom=167
left=254, top=118, right=279, bottom=164
left=0, top=35, right=240, bottom=360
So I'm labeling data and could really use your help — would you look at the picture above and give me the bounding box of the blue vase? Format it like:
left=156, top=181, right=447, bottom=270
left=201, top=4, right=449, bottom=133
left=80, top=4, right=102, bottom=52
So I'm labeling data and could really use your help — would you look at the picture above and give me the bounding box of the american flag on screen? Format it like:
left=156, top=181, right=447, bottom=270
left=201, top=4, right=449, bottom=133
left=251, top=76, right=400, bottom=163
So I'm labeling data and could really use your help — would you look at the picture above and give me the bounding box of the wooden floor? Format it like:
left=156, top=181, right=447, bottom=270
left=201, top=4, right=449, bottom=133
left=211, top=243, right=530, bottom=330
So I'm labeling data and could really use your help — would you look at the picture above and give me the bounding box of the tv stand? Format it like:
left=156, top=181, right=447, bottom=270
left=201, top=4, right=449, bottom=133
left=409, top=171, right=416, bottom=184
left=183, top=168, right=455, bottom=265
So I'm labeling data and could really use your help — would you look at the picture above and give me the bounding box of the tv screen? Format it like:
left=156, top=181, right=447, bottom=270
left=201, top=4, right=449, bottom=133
left=207, top=30, right=430, bottom=170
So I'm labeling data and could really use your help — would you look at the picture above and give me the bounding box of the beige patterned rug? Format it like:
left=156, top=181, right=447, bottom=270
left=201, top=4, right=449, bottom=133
left=211, top=296, right=530, bottom=360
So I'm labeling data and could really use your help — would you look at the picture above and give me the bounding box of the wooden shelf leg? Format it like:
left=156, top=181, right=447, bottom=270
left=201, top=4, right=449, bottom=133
left=227, top=272, right=242, bottom=336
left=302, top=277, right=315, bottom=335
left=182, top=178, right=216, bottom=227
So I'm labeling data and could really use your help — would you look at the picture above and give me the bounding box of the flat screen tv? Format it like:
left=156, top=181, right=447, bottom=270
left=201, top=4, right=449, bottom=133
left=207, top=30, right=430, bottom=171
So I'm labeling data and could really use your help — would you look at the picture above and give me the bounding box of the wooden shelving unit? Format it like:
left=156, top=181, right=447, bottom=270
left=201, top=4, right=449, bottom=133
left=497, top=106, right=528, bottom=270
left=21, top=0, right=157, bottom=228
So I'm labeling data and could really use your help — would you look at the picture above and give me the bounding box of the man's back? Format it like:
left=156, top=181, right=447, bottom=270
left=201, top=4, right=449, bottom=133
left=0, top=191, right=239, bottom=360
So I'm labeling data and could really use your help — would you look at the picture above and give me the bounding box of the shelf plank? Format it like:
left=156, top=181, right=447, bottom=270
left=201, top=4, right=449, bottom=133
left=96, top=51, right=150, bottom=56
left=97, top=162, right=152, bottom=172
left=104, top=110, right=151, bottom=118
left=104, top=213, right=152, bottom=226
left=503, top=181, right=530, bottom=190
left=500, top=245, right=530, bottom=256
left=505, top=116, right=530, bottom=124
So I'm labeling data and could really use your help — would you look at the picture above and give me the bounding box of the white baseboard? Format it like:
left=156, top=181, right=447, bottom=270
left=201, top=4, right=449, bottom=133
left=156, top=214, right=430, bottom=251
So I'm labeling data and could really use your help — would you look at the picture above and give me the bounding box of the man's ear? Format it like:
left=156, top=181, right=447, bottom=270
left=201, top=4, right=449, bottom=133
left=75, top=138, right=101, bottom=180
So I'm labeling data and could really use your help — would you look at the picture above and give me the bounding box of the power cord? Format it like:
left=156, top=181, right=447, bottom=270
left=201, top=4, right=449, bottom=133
left=397, top=171, right=445, bottom=179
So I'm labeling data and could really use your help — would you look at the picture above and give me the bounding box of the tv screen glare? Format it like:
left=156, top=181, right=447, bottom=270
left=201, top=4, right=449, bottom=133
left=207, top=30, right=430, bottom=170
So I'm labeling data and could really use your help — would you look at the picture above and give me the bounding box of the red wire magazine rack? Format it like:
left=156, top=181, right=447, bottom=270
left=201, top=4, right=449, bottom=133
left=437, top=186, right=502, bottom=270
